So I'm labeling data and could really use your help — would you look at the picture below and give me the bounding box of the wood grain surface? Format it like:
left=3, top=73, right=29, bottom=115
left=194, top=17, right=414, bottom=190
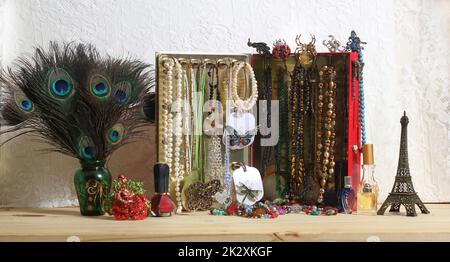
left=0, top=204, right=449, bottom=242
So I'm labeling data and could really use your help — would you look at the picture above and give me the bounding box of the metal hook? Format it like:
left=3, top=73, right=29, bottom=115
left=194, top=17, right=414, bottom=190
left=159, top=55, right=174, bottom=67
left=190, top=58, right=202, bottom=68
left=217, top=58, right=229, bottom=69
left=202, top=58, right=217, bottom=68
left=177, top=57, right=190, bottom=67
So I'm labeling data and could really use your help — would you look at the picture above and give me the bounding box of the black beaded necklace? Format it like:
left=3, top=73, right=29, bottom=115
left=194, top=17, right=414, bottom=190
left=260, top=62, right=276, bottom=175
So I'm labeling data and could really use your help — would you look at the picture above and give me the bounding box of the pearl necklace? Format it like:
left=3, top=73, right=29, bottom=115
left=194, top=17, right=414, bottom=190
left=173, top=59, right=184, bottom=213
left=161, top=58, right=174, bottom=175
left=231, top=62, right=258, bottom=112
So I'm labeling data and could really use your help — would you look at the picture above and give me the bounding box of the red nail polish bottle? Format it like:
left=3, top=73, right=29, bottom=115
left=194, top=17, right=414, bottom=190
left=151, top=163, right=175, bottom=217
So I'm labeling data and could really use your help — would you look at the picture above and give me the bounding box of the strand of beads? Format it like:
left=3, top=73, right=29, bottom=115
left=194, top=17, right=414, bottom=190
left=183, top=65, right=192, bottom=175
left=261, top=64, right=275, bottom=176
left=276, top=79, right=289, bottom=198
left=296, top=69, right=305, bottom=194
left=289, top=66, right=299, bottom=197
left=173, top=59, right=184, bottom=214
left=162, top=58, right=174, bottom=177
left=317, top=66, right=337, bottom=204
left=223, top=70, right=233, bottom=202
left=358, top=52, right=366, bottom=145
left=206, top=66, right=223, bottom=182
left=231, top=62, right=258, bottom=112
left=315, top=70, right=325, bottom=195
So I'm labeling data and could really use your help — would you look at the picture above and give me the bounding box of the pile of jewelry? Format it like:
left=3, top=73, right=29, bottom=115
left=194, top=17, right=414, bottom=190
left=211, top=201, right=283, bottom=219
left=210, top=199, right=338, bottom=218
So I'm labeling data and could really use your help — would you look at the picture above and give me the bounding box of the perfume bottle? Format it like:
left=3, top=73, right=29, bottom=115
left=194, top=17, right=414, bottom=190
left=341, top=176, right=355, bottom=214
left=150, top=163, right=176, bottom=217
left=357, top=144, right=378, bottom=215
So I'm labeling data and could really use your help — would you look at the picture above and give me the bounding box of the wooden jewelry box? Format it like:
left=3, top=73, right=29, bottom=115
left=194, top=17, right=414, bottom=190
left=155, top=51, right=361, bottom=210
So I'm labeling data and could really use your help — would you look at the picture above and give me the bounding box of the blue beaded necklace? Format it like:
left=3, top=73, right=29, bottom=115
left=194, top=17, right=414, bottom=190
left=358, top=52, right=366, bottom=145
left=346, top=30, right=367, bottom=146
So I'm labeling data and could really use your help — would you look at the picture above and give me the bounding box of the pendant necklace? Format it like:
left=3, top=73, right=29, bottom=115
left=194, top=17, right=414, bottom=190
left=206, top=65, right=223, bottom=182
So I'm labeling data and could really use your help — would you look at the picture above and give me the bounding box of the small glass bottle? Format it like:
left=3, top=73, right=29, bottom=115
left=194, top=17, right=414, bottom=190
left=341, top=176, right=355, bottom=214
left=357, top=144, right=378, bottom=215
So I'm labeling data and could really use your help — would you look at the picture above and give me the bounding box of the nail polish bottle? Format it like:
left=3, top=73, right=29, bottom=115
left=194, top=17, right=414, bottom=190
left=151, top=163, right=176, bottom=217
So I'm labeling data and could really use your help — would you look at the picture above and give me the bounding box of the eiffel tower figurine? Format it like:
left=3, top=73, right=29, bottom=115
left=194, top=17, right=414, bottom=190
left=377, top=111, right=430, bottom=216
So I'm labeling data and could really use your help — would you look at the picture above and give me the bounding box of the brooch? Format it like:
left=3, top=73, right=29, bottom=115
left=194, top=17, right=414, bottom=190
left=322, top=35, right=345, bottom=52
left=295, top=34, right=317, bottom=69
left=187, top=179, right=222, bottom=211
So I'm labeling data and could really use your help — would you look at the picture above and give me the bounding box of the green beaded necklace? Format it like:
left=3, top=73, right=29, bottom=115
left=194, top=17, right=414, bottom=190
left=192, top=65, right=207, bottom=182
left=275, top=70, right=290, bottom=198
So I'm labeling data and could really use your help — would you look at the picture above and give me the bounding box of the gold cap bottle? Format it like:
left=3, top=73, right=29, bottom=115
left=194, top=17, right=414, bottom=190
left=362, top=144, right=374, bottom=165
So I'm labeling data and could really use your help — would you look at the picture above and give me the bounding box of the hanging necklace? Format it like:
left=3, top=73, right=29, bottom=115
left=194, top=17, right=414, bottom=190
left=173, top=59, right=184, bottom=213
left=183, top=63, right=192, bottom=176
left=272, top=40, right=292, bottom=199
left=161, top=58, right=175, bottom=178
left=206, top=65, right=223, bottom=182
left=222, top=60, right=234, bottom=203
left=346, top=30, right=367, bottom=146
left=316, top=65, right=337, bottom=204
left=195, top=64, right=207, bottom=181
left=231, top=62, right=258, bottom=112
left=287, top=35, right=317, bottom=198
left=289, top=63, right=306, bottom=196
left=358, top=52, right=366, bottom=145
left=275, top=69, right=290, bottom=198
left=261, top=63, right=275, bottom=176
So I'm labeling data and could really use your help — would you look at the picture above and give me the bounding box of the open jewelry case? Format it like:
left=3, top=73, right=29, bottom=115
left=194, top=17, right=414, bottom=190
left=155, top=50, right=361, bottom=211
left=252, top=52, right=361, bottom=207
left=155, top=53, right=254, bottom=211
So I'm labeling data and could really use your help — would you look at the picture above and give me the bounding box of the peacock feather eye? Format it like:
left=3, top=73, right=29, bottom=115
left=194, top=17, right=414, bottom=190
left=90, top=75, right=111, bottom=99
left=48, top=68, right=74, bottom=99
left=14, top=94, right=34, bottom=112
left=82, top=146, right=97, bottom=159
left=106, top=123, right=124, bottom=145
left=112, top=81, right=132, bottom=104
left=78, top=136, right=97, bottom=160
left=19, top=98, right=33, bottom=111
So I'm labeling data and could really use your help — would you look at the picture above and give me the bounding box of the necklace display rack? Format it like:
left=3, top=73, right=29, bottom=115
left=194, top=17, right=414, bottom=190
left=252, top=50, right=361, bottom=207
left=156, top=53, right=253, bottom=212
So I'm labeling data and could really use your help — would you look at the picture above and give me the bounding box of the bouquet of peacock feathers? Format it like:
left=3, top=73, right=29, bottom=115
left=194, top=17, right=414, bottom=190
left=0, top=42, right=154, bottom=161
left=0, top=43, right=154, bottom=216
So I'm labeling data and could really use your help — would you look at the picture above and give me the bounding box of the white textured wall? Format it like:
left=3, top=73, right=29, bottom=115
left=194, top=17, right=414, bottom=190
left=0, top=0, right=449, bottom=206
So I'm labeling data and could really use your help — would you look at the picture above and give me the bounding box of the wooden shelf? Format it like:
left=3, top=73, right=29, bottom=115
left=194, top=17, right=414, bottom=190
left=1, top=204, right=449, bottom=242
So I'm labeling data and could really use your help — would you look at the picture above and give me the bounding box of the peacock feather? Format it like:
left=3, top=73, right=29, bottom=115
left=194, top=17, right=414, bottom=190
left=0, top=42, right=154, bottom=161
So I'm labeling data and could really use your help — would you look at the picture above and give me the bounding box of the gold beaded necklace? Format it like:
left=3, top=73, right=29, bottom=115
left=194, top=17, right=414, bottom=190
left=289, top=63, right=306, bottom=196
left=316, top=65, right=337, bottom=204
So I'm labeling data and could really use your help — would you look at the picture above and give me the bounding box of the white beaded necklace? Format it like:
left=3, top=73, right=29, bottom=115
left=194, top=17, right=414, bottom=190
left=173, top=59, right=185, bottom=214
left=231, top=62, right=258, bottom=112
left=162, top=58, right=174, bottom=174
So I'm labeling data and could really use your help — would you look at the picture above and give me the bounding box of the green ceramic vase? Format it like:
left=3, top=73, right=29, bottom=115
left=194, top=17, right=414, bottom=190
left=74, top=160, right=112, bottom=216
